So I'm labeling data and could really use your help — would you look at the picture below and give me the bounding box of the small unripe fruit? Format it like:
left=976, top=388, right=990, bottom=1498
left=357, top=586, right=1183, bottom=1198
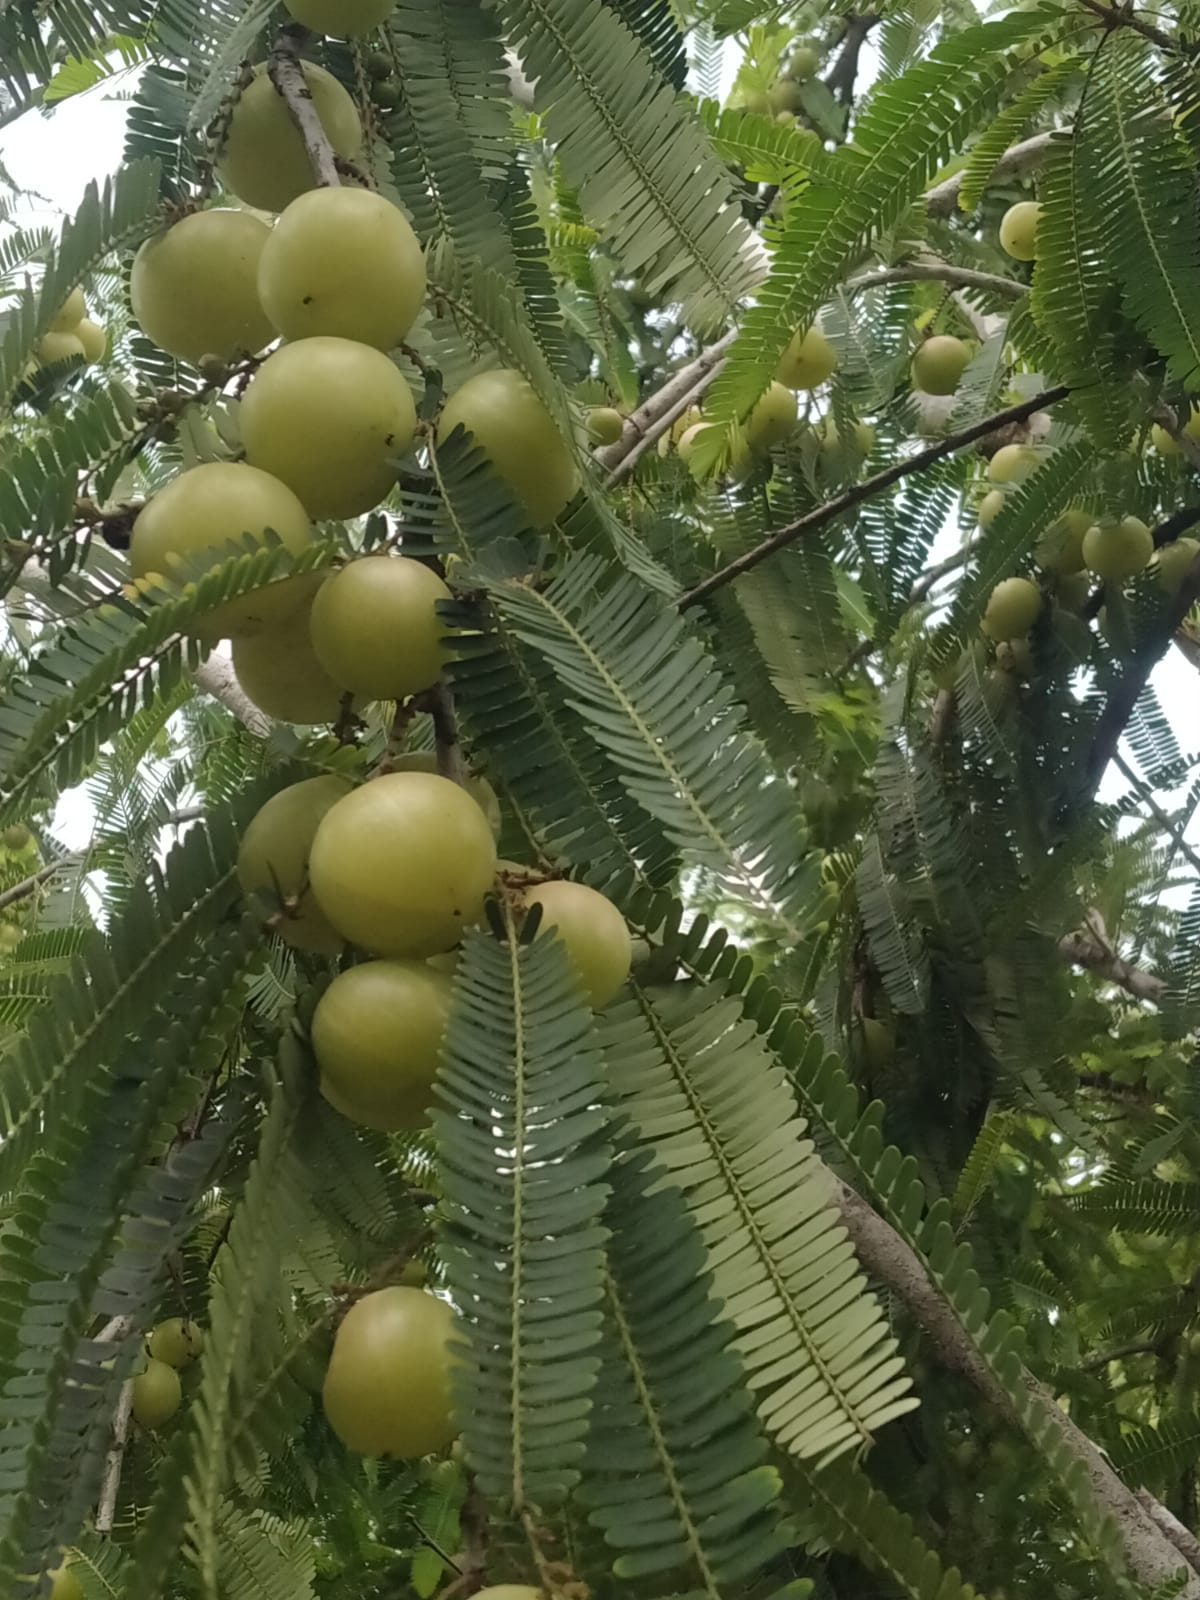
left=437, top=370, right=579, bottom=527
left=586, top=406, right=624, bottom=445
left=258, top=187, right=426, bottom=351
left=1155, top=536, right=1200, bottom=594
left=218, top=62, right=363, bottom=213
left=147, top=1317, right=204, bottom=1367
left=1082, top=515, right=1153, bottom=581
left=746, top=381, right=798, bottom=451
left=977, top=489, right=1006, bottom=528
left=132, top=1357, right=182, bottom=1429
left=241, top=337, right=418, bottom=520
left=981, top=576, right=1042, bottom=641
left=789, top=43, right=821, bottom=78
left=47, top=1565, right=83, bottom=1600
left=521, top=880, right=631, bottom=1008
left=37, top=331, right=85, bottom=366
left=910, top=335, right=969, bottom=396
left=75, top=318, right=107, bottom=363
left=999, top=200, right=1041, bottom=262
left=323, top=1287, right=456, bottom=1457
left=987, top=443, right=1037, bottom=484
left=237, top=775, right=353, bottom=953
left=659, top=405, right=703, bottom=454
left=776, top=326, right=837, bottom=389
left=131, top=210, right=275, bottom=365
left=2, top=824, right=31, bottom=851
left=1035, top=507, right=1091, bottom=574
left=768, top=78, right=804, bottom=115
left=309, top=554, right=450, bottom=703
left=1151, top=409, right=1200, bottom=455
left=49, top=287, right=86, bottom=332
left=856, top=1017, right=894, bottom=1069
left=284, top=0, right=394, bottom=33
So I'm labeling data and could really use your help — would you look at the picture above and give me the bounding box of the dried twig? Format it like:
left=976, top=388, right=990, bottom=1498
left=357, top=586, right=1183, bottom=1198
left=96, top=1377, right=135, bottom=1535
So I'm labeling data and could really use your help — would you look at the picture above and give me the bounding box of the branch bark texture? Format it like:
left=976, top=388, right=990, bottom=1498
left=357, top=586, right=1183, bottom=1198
left=192, top=653, right=273, bottom=738
left=268, top=24, right=342, bottom=188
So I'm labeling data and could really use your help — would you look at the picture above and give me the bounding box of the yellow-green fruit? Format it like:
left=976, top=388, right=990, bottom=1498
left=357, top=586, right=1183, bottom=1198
left=147, top=1317, right=205, bottom=1367
left=1035, top=507, right=1091, bottom=574
left=257, top=187, right=425, bottom=350
left=240, top=336, right=417, bottom=519
left=437, top=369, right=579, bottom=527
left=75, top=318, right=107, bottom=363
left=981, top=576, right=1042, bottom=641
left=284, top=0, right=394, bottom=33
left=789, top=43, right=821, bottom=78
left=586, top=406, right=624, bottom=445
left=37, top=331, right=85, bottom=366
left=323, top=1287, right=456, bottom=1457
left=237, top=775, right=353, bottom=952
left=1151, top=409, right=1200, bottom=455
left=309, top=772, right=498, bottom=957
left=1082, top=515, right=1153, bottom=581
left=218, top=63, right=362, bottom=213
left=676, top=422, right=712, bottom=468
left=856, top=1016, right=894, bottom=1069
left=776, top=325, right=837, bottom=389
left=129, top=461, right=314, bottom=638
left=309, top=555, right=450, bottom=701
left=977, top=489, right=1006, bottom=528
left=522, top=880, right=631, bottom=1009
left=312, top=959, right=452, bottom=1130
left=822, top=420, right=875, bottom=458
left=47, top=1564, right=83, bottom=1600
left=132, top=1357, right=182, bottom=1429
left=399, top=1259, right=427, bottom=1287
left=0, top=924, right=20, bottom=955
left=232, top=599, right=345, bottom=723
left=131, top=210, right=275, bottom=365
left=999, top=200, right=1041, bottom=262
left=746, top=381, right=798, bottom=451
left=910, top=335, right=969, bottom=396
left=390, top=751, right=501, bottom=836
left=50, top=287, right=86, bottom=332
left=768, top=78, right=804, bottom=115
left=1155, top=536, right=1200, bottom=594
left=987, top=443, right=1037, bottom=484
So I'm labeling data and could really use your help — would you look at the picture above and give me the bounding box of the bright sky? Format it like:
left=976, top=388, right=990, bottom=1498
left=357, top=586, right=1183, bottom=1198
left=2, top=72, right=1196, bottom=864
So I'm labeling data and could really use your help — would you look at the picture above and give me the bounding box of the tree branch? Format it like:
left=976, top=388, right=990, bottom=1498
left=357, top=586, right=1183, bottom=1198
left=1074, top=0, right=1181, bottom=54
left=268, top=24, right=341, bottom=188
left=595, top=329, right=737, bottom=484
left=925, top=130, right=1058, bottom=217
left=676, top=385, right=1070, bottom=611
left=1081, top=1339, right=1159, bottom=1372
left=1114, top=751, right=1200, bottom=877
left=1137, top=1490, right=1200, bottom=1577
left=0, top=856, right=81, bottom=913
left=1057, top=917, right=1166, bottom=1002
left=823, top=13, right=880, bottom=105
left=96, top=1377, right=135, bottom=1534
left=425, top=683, right=467, bottom=786
left=191, top=653, right=273, bottom=738
left=845, top=262, right=1027, bottom=300
left=833, top=1175, right=1200, bottom=1597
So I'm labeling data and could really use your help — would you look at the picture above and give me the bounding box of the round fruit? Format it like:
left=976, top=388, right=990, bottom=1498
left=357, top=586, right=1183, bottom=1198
left=309, top=555, right=450, bottom=701
left=309, top=772, right=498, bottom=957
left=768, top=78, right=804, bottom=115
left=147, top=1317, right=204, bottom=1367
left=1151, top=409, right=1200, bottom=455
left=49, top=287, right=86, bottom=331
left=232, top=599, right=345, bottom=723
left=999, top=200, right=1041, bottom=262
left=1035, top=507, right=1091, bottom=574
left=0, top=924, right=20, bottom=955
left=521, top=880, right=631, bottom=1009
left=131, top=210, right=275, bottom=365
left=2, top=824, right=31, bottom=850
left=218, top=62, right=362, bottom=213
left=586, top=406, right=624, bottom=445
left=789, top=43, right=821, bottom=78
left=284, top=0, right=394, bottom=33
left=821, top=420, right=875, bottom=459
left=910, top=335, right=969, bottom=396
left=241, top=337, right=418, bottom=519
left=258, top=187, right=425, bottom=351
left=398, top=1259, right=428, bottom=1287
left=437, top=369, right=579, bottom=527
left=977, top=489, right=1006, bottom=528
left=987, top=443, right=1037, bottom=484
left=776, top=326, right=837, bottom=389
left=746, top=381, right=798, bottom=451
left=390, top=751, right=501, bottom=836
left=1082, top=515, right=1153, bottom=580
left=74, top=318, right=107, bottom=363
left=48, top=1564, right=83, bottom=1600
left=658, top=405, right=703, bottom=455
left=1155, top=536, right=1200, bottom=594
left=37, top=331, right=85, bottom=366
left=129, top=461, right=314, bottom=638
left=856, top=1016, right=894, bottom=1069
left=237, top=775, right=353, bottom=953
left=312, top=959, right=452, bottom=1130
left=322, top=1286, right=456, bottom=1457
left=676, top=422, right=710, bottom=465
left=131, top=1357, right=182, bottom=1429
left=981, top=576, right=1042, bottom=641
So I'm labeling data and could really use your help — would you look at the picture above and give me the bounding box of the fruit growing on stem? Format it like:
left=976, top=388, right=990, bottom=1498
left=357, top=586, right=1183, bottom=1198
left=218, top=62, right=362, bottom=213
left=981, top=577, right=1042, bottom=641
left=74, top=318, right=106, bottom=363
left=746, top=382, right=798, bottom=451
left=390, top=751, right=501, bottom=835
left=776, top=326, right=837, bottom=389
left=237, top=775, right=353, bottom=953
left=987, top=443, right=1037, bottom=484
left=999, top=200, right=1041, bottom=262
left=131, top=1358, right=182, bottom=1429
left=910, top=335, right=969, bottom=396
left=131, top=210, right=275, bottom=365
left=309, top=555, right=450, bottom=702
left=1154, top=536, right=1200, bottom=594
left=49, top=287, right=86, bottom=331
left=323, top=1287, right=457, bottom=1457
left=586, top=406, right=624, bottom=445
left=232, top=598, right=346, bottom=723
left=148, top=1317, right=205, bottom=1367
left=1082, top=515, right=1153, bottom=581
left=437, top=369, right=579, bottom=527
left=520, top=879, right=631, bottom=1008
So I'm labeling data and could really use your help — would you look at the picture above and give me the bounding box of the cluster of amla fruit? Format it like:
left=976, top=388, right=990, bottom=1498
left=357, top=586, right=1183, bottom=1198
left=727, top=35, right=823, bottom=122
left=25, top=286, right=107, bottom=376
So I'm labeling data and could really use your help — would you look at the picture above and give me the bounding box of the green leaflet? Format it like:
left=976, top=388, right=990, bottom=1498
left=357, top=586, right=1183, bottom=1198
left=699, top=13, right=1055, bottom=466
left=495, top=0, right=762, bottom=329
left=579, top=1145, right=798, bottom=1598
left=1087, top=40, right=1200, bottom=394
left=955, top=57, right=1079, bottom=213
left=484, top=554, right=818, bottom=942
left=602, top=978, right=916, bottom=1465
left=433, top=919, right=611, bottom=1508
left=855, top=833, right=931, bottom=1016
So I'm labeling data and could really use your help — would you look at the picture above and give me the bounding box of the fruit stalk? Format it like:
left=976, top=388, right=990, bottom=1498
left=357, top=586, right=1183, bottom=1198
left=423, top=682, right=468, bottom=788
left=268, top=23, right=343, bottom=189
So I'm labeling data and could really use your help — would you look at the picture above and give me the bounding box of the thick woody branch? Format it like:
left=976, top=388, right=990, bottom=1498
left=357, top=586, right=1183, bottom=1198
left=1057, top=927, right=1166, bottom=1001
left=833, top=1176, right=1200, bottom=1596
left=268, top=24, right=341, bottom=188
left=925, top=130, right=1059, bottom=217
left=676, top=385, right=1070, bottom=610
left=192, top=653, right=273, bottom=738
left=1137, top=1491, right=1200, bottom=1576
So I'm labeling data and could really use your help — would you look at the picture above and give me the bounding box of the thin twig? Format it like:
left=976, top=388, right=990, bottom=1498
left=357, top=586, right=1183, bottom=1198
left=1081, top=1339, right=1159, bottom=1372
left=95, top=1378, right=135, bottom=1534
left=268, top=24, right=342, bottom=187
left=426, top=684, right=467, bottom=786
left=1057, top=927, right=1166, bottom=1001
left=845, top=262, right=1027, bottom=299
left=594, top=330, right=738, bottom=481
left=676, top=385, right=1070, bottom=610
left=1114, top=751, right=1200, bottom=877
left=1074, top=0, right=1181, bottom=53
left=910, top=538, right=981, bottom=604
left=0, top=856, right=80, bottom=913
